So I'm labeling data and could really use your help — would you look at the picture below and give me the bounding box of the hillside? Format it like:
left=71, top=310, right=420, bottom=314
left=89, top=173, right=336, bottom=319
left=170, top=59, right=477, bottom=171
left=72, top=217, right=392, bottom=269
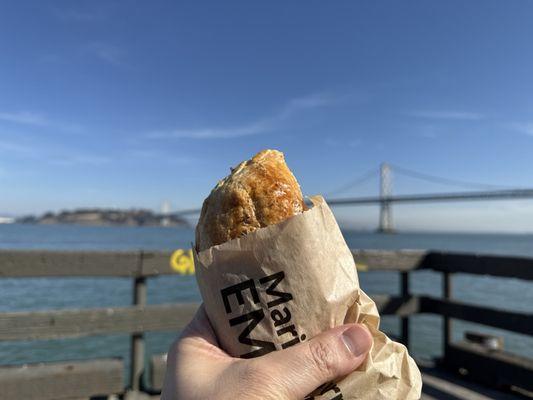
left=17, top=208, right=189, bottom=227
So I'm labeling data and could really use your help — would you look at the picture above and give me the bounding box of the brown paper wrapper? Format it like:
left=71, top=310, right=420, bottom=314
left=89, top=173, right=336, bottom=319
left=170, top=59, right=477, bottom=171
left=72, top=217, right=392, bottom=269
left=195, top=196, right=422, bottom=399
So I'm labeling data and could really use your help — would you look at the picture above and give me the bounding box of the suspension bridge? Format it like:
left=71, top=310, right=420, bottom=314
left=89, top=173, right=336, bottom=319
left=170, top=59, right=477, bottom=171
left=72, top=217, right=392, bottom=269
left=164, top=164, right=533, bottom=233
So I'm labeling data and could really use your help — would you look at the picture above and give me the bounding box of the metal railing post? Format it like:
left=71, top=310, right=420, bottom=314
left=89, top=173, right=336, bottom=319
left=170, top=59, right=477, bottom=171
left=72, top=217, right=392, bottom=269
left=443, top=271, right=452, bottom=360
left=130, top=273, right=146, bottom=392
left=400, top=271, right=410, bottom=348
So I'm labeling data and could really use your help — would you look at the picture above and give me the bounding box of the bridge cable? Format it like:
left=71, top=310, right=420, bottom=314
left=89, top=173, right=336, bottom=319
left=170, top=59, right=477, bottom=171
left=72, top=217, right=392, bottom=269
left=324, top=168, right=379, bottom=197
left=389, top=163, right=517, bottom=190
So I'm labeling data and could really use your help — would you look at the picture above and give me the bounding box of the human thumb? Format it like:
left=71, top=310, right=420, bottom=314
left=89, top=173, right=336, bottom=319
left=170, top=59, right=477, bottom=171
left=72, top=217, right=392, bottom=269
left=250, top=324, right=372, bottom=400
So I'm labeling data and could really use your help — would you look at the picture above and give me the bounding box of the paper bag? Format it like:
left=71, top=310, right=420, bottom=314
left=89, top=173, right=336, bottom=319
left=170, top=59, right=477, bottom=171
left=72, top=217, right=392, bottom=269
left=195, top=196, right=422, bottom=399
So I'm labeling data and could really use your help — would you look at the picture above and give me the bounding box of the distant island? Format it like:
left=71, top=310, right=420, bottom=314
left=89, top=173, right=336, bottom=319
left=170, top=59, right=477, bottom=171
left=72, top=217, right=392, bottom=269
left=17, top=208, right=189, bottom=227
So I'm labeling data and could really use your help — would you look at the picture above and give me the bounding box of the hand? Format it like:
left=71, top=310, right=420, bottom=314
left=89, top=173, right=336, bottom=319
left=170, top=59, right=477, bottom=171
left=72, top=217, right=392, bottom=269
left=161, top=305, right=372, bottom=400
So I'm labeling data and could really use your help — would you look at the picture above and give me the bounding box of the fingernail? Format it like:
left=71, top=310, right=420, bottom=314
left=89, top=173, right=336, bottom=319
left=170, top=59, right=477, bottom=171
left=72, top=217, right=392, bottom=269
left=341, top=325, right=371, bottom=357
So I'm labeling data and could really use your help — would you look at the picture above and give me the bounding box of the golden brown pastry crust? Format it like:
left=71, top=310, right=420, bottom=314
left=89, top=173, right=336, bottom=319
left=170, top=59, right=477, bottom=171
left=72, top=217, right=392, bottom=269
left=195, top=149, right=306, bottom=251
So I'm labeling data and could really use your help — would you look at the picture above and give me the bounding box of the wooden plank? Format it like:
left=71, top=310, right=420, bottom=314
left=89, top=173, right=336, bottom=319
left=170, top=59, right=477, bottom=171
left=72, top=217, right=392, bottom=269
left=140, top=251, right=174, bottom=276
left=353, top=250, right=533, bottom=280
left=422, top=374, right=505, bottom=400
left=150, top=354, right=167, bottom=391
left=421, top=297, right=533, bottom=336
left=444, top=342, right=533, bottom=393
left=351, top=249, right=428, bottom=271
left=0, top=250, right=141, bottom=277
left=145, top=249, right=533, bottom=280
left=0, top=249, right=532, bottom=279
left=0, top=303, right=198, bottom=341
left=420, top=363, right=524, bottom=400
left=0, top=358, right=123, bottom=400
left=0, top=297, right=419, bottom=341
left=2, top=249, right=533, bottom=279
left=0, top=249, right=433, bottom=277
left=425, top=252, right=533, bottom=281
left=0, top=250, right=178, bottom=278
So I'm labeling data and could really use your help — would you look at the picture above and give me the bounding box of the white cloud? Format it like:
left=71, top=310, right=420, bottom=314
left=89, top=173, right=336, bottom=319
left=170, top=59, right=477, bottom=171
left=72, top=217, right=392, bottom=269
left=324, top=137, right=361, bottom=148
left=0, top=139, right=36, bottom=155
left=406, top=110, right=484, bottom=120
left=48, top=154, right=111, bottom=166
left=125, top=148, right=198, bottom=164
left=415, top=125, right=440, bottom=139
left=0, top=111, right=81, bottom=132
left=147, top=93, right=339, bottom=140
left=0, top=137, right=110, bottom=166
left=86, top=42, right=123, bottom=65
left=279, top=93, right=337, bottom=118
left=148, top=122, right=267, bottom=140
left=0, top=112, right=49, bottom=127
left=512, top=122, right=533, bottom=136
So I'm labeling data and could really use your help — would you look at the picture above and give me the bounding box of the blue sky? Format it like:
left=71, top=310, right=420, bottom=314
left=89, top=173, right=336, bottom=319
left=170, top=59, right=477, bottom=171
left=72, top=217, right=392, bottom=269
left=1, top=1, right=533, bottom=232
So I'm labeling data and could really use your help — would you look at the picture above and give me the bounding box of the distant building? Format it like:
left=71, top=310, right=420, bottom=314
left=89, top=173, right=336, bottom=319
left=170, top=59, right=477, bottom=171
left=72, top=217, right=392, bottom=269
left=0, top=216, right=15, bottom=224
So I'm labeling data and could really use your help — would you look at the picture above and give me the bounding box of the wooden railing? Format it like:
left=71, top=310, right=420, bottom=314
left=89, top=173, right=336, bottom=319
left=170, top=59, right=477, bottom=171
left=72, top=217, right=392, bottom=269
left=0, top=249, right=532, bottom=399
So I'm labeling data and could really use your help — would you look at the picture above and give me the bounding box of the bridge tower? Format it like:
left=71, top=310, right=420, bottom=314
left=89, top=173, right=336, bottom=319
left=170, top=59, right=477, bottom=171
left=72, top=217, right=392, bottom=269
left=378, top=163, right=394, bottom=233
left=161, top=200, right=171, bottom=227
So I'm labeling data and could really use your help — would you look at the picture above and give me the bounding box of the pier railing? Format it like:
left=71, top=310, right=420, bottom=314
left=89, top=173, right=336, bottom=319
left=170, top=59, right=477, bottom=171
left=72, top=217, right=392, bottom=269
left=0, top=249, right=532, bottom=399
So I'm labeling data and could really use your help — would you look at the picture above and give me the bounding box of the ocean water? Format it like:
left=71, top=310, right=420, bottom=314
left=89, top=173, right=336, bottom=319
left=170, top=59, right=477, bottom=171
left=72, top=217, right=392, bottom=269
left=0, top=223, right=532, bottom=380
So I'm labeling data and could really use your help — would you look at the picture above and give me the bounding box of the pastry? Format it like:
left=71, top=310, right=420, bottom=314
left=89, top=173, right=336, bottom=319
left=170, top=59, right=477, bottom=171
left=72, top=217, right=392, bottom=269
left=195, top=149, right=306, bottom=251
